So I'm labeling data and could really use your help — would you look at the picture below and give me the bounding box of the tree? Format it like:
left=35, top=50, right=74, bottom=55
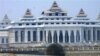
left=46, top=43, right=65, bottom=56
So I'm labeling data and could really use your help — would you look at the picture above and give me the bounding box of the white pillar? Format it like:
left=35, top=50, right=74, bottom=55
left=74, top=30, right=76, bottom=43
left=18, top=30, right=21, bottom=43
left=91, top=28, right=93, bottom=42
left=51, top=30, right=54, bottom=43
left=63, top=30, right=65, bottom=43
left=57, top=30, right=59, bottom=43
left=46, top=30, right=48, bottom=43
left=31, top=30, right=33, bottom=42
left=13, top=30, right=15, bottom=43
left=95, top=30, right=97, bottom=42
left=86, top=30, right=88, bottom=42
left=80, top=29, right=83, bottom=43
left=37, top=28, right=40, bottom=42
left=69, top=30, right=71, bottom=43
left=25, top=29, right=28, bottom=43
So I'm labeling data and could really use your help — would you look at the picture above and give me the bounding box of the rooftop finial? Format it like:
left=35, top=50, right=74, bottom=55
left=97, top=12, right=100, bottom=20
left=49, top=1, right=62, bottom=12
left=4, top=14, right=8, bottom=19
left=77, top=8, right=87, bottom=17
left=23, top=9, right=33, bottom=18
left=52, top=1, right=58, bottom=7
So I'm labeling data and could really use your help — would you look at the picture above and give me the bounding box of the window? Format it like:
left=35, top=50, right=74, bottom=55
left=2, top=38, right=4, bottom=43
left=21, top=31, right=24, bottom=42
left=45, top=18, right=48, bottom=20
left=40, top=31, right=43, bottom=41
left=70, top=30, right=74, bottom=43
left=39, top=18, right=43, bottom=20
left=86, top=23, right=89, bottom=25
left=27, top=31, right=31, bottom=41
left=53, top=31, right=57, bottom=43
left=55, top=12, right=58, bottom=16
left=15, top=31, right=18, bottom=42
left=67, top=22, right=70, bottom=24
left=62, top=13, right=65, bottom=16
left=62, top=22, right=65, bottom=24
left=65, top=31, right=69, bottom=43
left=33, top=31, right=37, bottom=41
left=56, top=22, right=59, bottom=24
left=59, top=31, right=63, bottom=43
left=32, top=23, right=36, bottom=25
left=26, top=23, right=29, bottom=25
left=76, top=30, right=80, bottom=42
left=97, top=30, right=100, bottom=41
left=51, top=23, right=54, bottom=24
left=84, top=30, right=87, bottom=41
left=88, top=30, right=91, bottom=41
left=73, top=22, right=76, bottom=24
left=19, top=23, right=22, bottom=26
left=38, top=23, right=42, bottom=25
left=48, top=31, right=52, bottom=43
left=56, top=18, right=59, bottom=20
left=45, top=23, right=48, bottom=24
left=49, top=13, right=52, bottom=16
left=51, top=18, right=54, bottom=20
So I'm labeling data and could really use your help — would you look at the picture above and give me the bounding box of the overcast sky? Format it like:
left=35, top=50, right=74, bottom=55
left=0, top=0, right=100, bottom=21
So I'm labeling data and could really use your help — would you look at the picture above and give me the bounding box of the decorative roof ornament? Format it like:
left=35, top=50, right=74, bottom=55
left=49, top=1, right=62, bottom=12
left=2, top=14, right=11, bottom=22
left=77, top=8, right=87, bottom=17
left=97, top=12, right=100, bottom=20
left=23, top=9, right=33, bottom=18
left=4, top=14, right=8, bottom=19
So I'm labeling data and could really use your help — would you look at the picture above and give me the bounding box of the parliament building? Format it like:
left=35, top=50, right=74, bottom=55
left=0, top=1, right=100, bottom=56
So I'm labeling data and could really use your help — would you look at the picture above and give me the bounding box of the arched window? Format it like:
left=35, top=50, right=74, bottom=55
left=59, top=31, right=63, bottom=43
left=27, top=31, right=31, bottom=41
left=84, top=30, right=87, bottom=41
left=21, top=31, right=24, bottom=42
left=2, top=38, right=4, bottom=43
left=48, top=31, right=52, bottom=43
left=88, top=30, right=91, bottom=41
left=76, top=30, right=80, bottom=42
left=93, top=29, right=96, bottom=42
left=97, top=30, right=100, bottom=41
left=65, top=31, right=69, bottom=43
left=53, top=31, right=57, bottom=43
left=40, top=31, right=43, bottom=41
left=70, top=30, right=74, bottom=43
left=15, top=31, right=18, bottom=42
left=33, top=31, right=37, bottom=41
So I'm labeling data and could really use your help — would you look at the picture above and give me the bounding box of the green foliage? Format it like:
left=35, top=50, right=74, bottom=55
left=46, top=43, right=65, bottom=56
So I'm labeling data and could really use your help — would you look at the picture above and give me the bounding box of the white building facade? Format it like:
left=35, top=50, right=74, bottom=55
left=0, top=1, right=100, bottom=47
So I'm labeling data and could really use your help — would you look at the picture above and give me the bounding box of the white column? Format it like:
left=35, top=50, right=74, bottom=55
left=13, top=30, right=15, bottom=43
left=51, top=30, right=54, bottom=43
left=95, top=30, right=97, bottom=42
left=63, top=30, right=65, bottom=43
left=91, top=28, right=93, bottom=42
left=31, top=30, right=33, bottom=42
left=57, top=30, right=59, bottom=43
left=46, top=30, right=48, bottom=43
left=74, top=30, right=76, bottom=43
left=18, top=30, right=21, bottom=43
left=37, top=28, right=40, bottom=42
left=25, top=29, right=28, bottom=43
left=86, top=30, right=88, bottom=42
left=69, top=30, right=71, bottom=43
left=80, top=29, right=83, bottom=43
